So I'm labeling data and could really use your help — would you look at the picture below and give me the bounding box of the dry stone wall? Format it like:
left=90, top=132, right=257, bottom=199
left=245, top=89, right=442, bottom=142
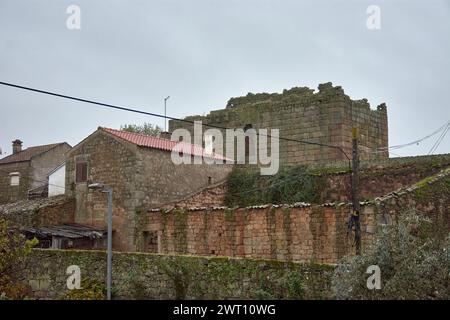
left=24, top=249, right=334, bottom=300
left=140, top=168, right=450, bottom=263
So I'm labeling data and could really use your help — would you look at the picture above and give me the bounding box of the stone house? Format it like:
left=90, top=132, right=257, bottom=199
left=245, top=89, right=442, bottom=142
left=0, top=140, right=71, bottom=204
left=65, top=127, right=232, bottom=251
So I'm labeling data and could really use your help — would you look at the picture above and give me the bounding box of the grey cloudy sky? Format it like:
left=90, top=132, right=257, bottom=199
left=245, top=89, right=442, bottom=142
left=0, top=0, right=449, bottom=158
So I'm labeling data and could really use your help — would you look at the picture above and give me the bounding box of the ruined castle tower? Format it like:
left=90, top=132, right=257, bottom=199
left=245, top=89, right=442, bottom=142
left=169, top=83, right=388, bottom=165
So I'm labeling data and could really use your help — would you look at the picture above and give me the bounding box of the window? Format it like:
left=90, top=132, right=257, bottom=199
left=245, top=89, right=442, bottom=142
left=75, top=161, right=88, bottom=183
left=244, top=124, right=253, bottom=158
left=143, top=231, right=158, bottom=253
left=9, top=172, right=20, bottom=186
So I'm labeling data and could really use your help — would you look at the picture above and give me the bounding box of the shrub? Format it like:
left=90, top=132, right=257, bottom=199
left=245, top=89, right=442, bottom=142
left=332, top=210, right=450, bottom=300
left=225, top=166, right=322, bottom=206
left=0, top=218, right=38, bottom=300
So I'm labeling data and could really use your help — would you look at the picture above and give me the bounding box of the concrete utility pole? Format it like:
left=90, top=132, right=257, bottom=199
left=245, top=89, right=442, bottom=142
left=105, top=187, right=113, bottom=300
left=89, top=183, right=113, bottom=300
left=351, top=127, right=361, bottom=255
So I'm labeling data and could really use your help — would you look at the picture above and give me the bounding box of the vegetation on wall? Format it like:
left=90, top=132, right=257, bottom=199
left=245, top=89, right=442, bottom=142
left=0, top=218, right=38, bottom=300
left=224, top=165, right=325, bottom=207
left=332, top=210, right=449, bottom=300
left=24, top=249, right=333, bottom=300
left=60, top=279, right=105, bottom=300
left=150, top=255, right=333, bottom=300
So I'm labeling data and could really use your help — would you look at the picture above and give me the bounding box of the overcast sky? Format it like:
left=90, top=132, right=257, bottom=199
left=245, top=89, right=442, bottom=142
left=0, top=0, right=449, bottom=158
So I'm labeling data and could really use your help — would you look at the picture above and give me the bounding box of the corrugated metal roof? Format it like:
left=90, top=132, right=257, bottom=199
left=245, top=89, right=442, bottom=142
left=22, top=224, right=106, bottom=239
left=0, top=143, right=68, bottom=165
left=101, top=127, right=230, bottom=161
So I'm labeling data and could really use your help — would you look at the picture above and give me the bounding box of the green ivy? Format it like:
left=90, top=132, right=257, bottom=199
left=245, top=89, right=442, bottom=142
left=59, top=278, right=105, bottom=300
left=173, top=209, right=188, bottom=253
left=225, top=165, right=324, bottom=207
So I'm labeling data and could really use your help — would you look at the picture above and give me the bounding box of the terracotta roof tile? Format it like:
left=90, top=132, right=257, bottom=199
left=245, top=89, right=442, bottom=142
left=101, top=127, right=230, bottom=161
left=0, top=143, right=68, bottom=165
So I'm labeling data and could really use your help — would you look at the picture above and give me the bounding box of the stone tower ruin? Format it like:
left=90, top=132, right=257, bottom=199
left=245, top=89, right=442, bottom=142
left=169, top=82, right=388, bottom=165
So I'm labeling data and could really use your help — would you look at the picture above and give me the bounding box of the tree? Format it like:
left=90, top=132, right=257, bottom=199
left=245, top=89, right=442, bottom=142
left=0, top=218, right=38, bottom=299
left=332, top=210, right=449, bottom=300
left=120, top=123, right=163, bottom=137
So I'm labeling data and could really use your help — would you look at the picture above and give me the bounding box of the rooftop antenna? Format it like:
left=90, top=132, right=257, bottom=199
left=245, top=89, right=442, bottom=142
left=164, top=96, right=170, bottom=132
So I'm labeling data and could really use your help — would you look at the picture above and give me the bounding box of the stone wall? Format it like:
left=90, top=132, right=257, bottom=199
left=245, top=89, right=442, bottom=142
left=169, top=83, right=388, bottom=166
left=137, top=147, right=232, bottom=208
left=0, top=161, right=32, bottom=204
left=24, top=249, right=333, bottom=300
left=30, top=143, right=71, bottom=190
left=139, top=168, right=450, bottom=263
left=144, top=204, right=354, bottom=264
left=161, top=182, right=228, bottom=209
left=319, top=158, right=450, bottom=202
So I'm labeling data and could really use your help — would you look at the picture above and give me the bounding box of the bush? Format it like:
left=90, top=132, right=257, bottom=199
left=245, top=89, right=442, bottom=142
left=332, top=210, right=450, bottom=300
left=225, top=166, right=323, bottom=207
left=0, top=218, right=38, bottom=300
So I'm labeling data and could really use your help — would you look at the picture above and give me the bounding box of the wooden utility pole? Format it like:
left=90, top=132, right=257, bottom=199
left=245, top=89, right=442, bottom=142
left=351, top=127, right=361, bottom=254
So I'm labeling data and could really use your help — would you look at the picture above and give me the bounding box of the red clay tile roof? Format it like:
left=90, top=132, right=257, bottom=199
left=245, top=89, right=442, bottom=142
left=101, top=127, right=230, bottom=161
left=0, top=143, right=68, bottom=165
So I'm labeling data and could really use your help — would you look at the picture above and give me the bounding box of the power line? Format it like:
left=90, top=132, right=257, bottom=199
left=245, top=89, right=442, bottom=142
left=428, top=122, right=450, bottom=155
left=0, top=81, right=350, bottom=160
left=0, top=167, right=65, bottom=190
left=356, top=120, right=450, bottom=156
left=377, top=120, right=450, bottom=151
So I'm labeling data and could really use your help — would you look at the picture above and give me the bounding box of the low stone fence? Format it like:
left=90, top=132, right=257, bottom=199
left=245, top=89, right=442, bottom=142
left=24, top=249, right=333, bottom=300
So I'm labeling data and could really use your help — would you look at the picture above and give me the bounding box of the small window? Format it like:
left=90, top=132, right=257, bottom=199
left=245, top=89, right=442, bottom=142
left=75, top=161, right=88, bottom=183
left=244, top=124, right=253, bottom=158
left=9, top=172, right=20, bottom=186
left=143, top=231, right=158, bottom=253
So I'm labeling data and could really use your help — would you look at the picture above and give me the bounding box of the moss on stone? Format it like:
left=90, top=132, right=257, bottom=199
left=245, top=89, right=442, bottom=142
left=25, top=249, right=334, bottom=300
left=173, top=209, right=188, bottom=253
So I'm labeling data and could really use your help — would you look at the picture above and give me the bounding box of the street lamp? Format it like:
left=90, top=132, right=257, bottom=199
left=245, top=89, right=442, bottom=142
left=164, top=96, right=170, bottom=132
left=88, top=182, right=113, bottom=300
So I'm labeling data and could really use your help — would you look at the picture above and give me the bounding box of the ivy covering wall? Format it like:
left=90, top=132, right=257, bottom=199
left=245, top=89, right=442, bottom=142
left=24, top=249, right=333, bottom=300
left=225, top=166, right=325, bottom=207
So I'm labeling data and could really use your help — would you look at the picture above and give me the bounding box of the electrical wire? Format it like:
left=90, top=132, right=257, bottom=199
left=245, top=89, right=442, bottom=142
left=377, top=120, right=450, bottom=151
left=428, top=122, right=450, bottom=155
left=0, top=167, right=65, bottom=190
left=356, top=120, right=450, bottom=157
left=0, top=81, right=351, bottom=160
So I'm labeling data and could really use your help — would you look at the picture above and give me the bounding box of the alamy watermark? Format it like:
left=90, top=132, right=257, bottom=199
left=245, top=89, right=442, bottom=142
left=66, top=265, right=81, bottom=290
left=366, top=5, right=381, bottom=30
left=366, top=265, right=381, bottom=290
left=171, top=121, right=280, bottom=175
left=66, top=5, right=81, bottom=30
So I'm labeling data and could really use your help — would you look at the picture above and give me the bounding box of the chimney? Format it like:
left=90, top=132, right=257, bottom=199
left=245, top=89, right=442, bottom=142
left=12, top=139, right=23, bottom=154
left=158, top=131, right=172, bottom=140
